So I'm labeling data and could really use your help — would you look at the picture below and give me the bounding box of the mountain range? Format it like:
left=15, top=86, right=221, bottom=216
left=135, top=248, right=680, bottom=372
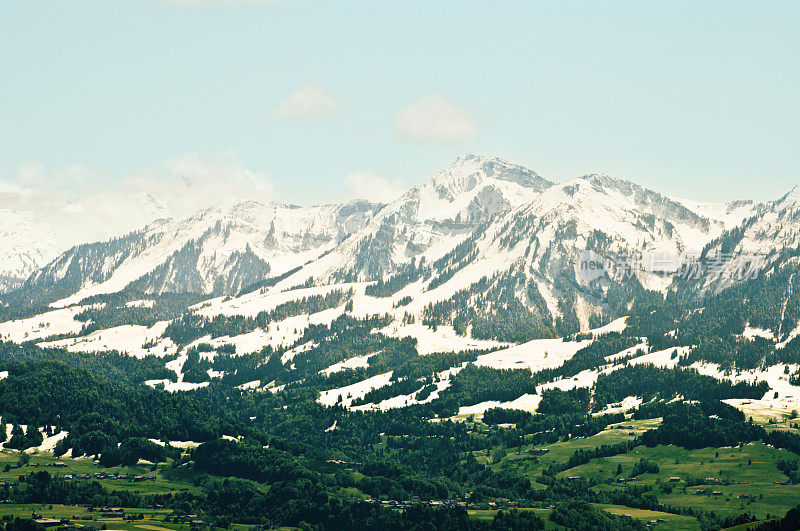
left=3, top=155, right=800, bottom=529
left=0, top=154, right=780, bottom=329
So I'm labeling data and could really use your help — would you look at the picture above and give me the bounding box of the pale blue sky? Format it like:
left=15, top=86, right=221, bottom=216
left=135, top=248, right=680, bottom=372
left=1, top=0, right=798, bottom=206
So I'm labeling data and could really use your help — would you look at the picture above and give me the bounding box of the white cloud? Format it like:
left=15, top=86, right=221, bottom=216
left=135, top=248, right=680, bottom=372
left=127, top=153, right=275, bottom=218
left=396, top=93, right=479, bottom=144
left=274, top=84, right=339, bottom=122
left=0, top=153, right=275, bottom=258
left=167, top=0, right=279, bottom=4
left=345, top=170, right=406, bottom=204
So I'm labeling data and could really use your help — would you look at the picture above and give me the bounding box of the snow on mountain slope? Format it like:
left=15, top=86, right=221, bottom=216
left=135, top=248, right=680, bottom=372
left=433, top=173, right=737, bottom=321
left=174, top=162, right=760, bottom=356
left=7, top=155, right=795, bottom=393
left=0, top=209, right=58, bottom=291
left=700, top=185, right=800, bottom=293
left=274, top=155, right=554, bottom=284
left=474, top=337, right=594, bottom=372
left=457, top=393, right=542, bottom=417
left=22, top=199, right=379, bottom=307
left=534, top=346, right=686, bottom=394
left=379, top=322, right=506, bottom=355
left=316, top=171, right=741, bottom=334
left=350, top=364, right=467, bottom=411
left=0, top=304, right=100, bottom=342
left=4, top=155, right=799, bottom=420
left=9, top=155, right=760, bottom=321
left=193, top=282, right=363, bottom=318
left=693, top=362, right=800, bottom=418
left=38, top=321, right=177, bottom=358
left=473, top=317, right=632, bottom=372
left=318, top=372, right=394, bottom=408
left=0, top=182, right=176, bottom=289
left=412, top=153, right=552, bottom=223
left=320, top=353, right=375, bottom=376
left=517, top=173, right=723, bottom=255
left=671, top=196, right=759, bottom=230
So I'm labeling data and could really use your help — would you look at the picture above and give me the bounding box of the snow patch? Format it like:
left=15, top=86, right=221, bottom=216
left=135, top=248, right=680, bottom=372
left=352, top=364, right=466, bottom=411
left=475, top=337, right=593, bottom=372
left=318, top=372, right=393, bottom=408
left=320, top=353, right=375, bottom=376
left=742, top=325, right=775, bottom=340
left=39, top=321, right=177, bottom=359
left=457, top=393, right=542, bottom=417
left=381, top=322, right=506, bottom=355
left=593, top=396, right=643, bottom=416
left=0, top=304, right=102, bottom=343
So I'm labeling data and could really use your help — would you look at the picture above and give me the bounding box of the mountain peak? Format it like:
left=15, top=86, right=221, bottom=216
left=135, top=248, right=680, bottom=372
left=428, top=155, right=552, bottom=198
left=774, top=184, right=800, bottom=210
left=579, top=172, right=635, bottom=189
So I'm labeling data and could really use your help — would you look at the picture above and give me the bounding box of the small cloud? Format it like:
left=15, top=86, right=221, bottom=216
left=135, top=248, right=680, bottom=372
left=167, top=0, right=279, bottom=4
left=345, top=170, right=406, bottom=204
left=274, top=84, right=339, bottom=122
left=396, top=93, right=478, bottom=144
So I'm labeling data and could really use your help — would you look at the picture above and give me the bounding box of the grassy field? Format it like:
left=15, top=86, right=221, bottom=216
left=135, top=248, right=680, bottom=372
left=0, top=449, right=202, bottom=496
left=0, top=449, right=204, bottom=528
left=597, top=504, right=701, bottom=530
left=0, top=451, right=220, bottom=530
left=473, top=415, right=800, bottom=523
left=465, top=505, right=700, bottom=529
left=476, top=418, right=660, bottom=476
left=2, top=416, right=798, bottom=529
left=560, top=441, right=800, bottom=519
left=0, top=504, right=187, bottom=531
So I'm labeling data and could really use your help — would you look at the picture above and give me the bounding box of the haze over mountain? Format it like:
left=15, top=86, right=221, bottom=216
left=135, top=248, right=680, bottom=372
left=0, top=154, right=276, bottom=290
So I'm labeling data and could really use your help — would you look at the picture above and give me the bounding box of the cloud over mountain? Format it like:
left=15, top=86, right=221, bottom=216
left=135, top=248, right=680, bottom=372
left=396, top=94, right=478, bottom=144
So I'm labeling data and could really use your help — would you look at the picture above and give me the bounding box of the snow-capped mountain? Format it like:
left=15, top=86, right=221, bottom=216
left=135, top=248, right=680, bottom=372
left=1, top=154, right=785, bottom=336
left=698, top=185, right=800, bottom=293
left=18, top=199, right=380, bottom=306
left=463, top=174, right=748, bottom=323
left=413, top=153, right=553, bottom=223
left=0, top=186, right=178, bottom=290
left=0, top=209, right=59, bottom=292
left=282, top=154, right=554, bottom=283
left=398, top=171, right=757, bottom=329
left=267, top=167, right=763, bottom=328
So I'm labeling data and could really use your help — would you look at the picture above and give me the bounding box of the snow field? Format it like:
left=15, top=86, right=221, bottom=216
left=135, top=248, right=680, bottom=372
left=318, top=372, right=393, bottom=408
left=691, top=362, right=800, bottom=416
left=381, top=322, right=506, bottom=356
left=351, top=364, right=466, bottom=412
left=319, top=353, right=375, bottom=376
left=0, top=304, right=102, bottom=343
left=39, top=321, right=177, bottom=359
left=475, top=337, right=593, bottom=372
left=592, top=396, right=643, bottom=416
left=457, top=394, right=542, bottom=418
